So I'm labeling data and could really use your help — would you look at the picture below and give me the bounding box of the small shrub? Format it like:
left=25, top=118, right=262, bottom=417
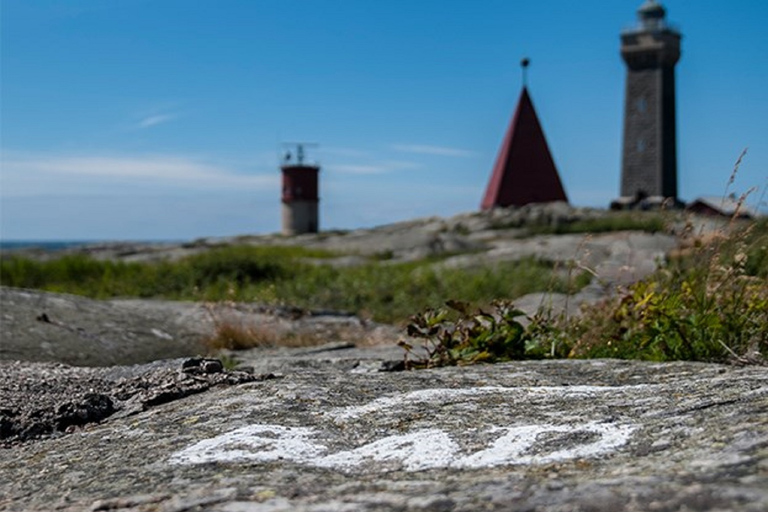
left=452, top=223, right=471, bottom=235
left=399, top=300, right=534, bottom=369
left=567, top=254, right=767, bottom=363
left=371, top=250, right=395, bottom=261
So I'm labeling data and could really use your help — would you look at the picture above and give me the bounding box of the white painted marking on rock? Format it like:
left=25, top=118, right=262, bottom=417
left=168, top=424, right=326, bottom=465
left=315, top=429, right=459, bottom=472
left=170, top=421, right=636, bottom=471
left=457, top=421, right=637, bottom=468
left=169, top=387, right=642, bottom=471
left=328, top=385, right=652, bottom=421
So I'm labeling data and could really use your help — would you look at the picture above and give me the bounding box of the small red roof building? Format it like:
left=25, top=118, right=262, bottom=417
left=481, top=86, right=568, bottom=210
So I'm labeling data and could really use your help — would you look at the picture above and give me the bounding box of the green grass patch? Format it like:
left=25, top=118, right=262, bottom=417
left=0, top=246, right=334, bottom=300
left=524, top=213, right=667, bottom=236
left=0, top=245, right=582, bottom=324
left=249, top=257, right=581, bottom=324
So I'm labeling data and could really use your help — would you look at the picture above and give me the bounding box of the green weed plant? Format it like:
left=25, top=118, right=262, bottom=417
left=564, top=151, right=767, bottom=364
left=399, top=300, right=534, bottom=369
left=567, top=215, right=767, bottom=363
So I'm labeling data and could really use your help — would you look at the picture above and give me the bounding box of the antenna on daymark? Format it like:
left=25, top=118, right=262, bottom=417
left=521, top=57, right=531, bottom=87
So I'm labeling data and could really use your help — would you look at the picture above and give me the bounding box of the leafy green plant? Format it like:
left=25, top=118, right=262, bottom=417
left=399, top=300, right=534, bottom=368
left=567, top=245, right=767, bottom=363
left=565, top=153, right=767, bottom=364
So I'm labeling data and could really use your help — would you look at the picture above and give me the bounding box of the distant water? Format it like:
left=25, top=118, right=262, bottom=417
left=0, top=240, right=181, bottom=252
left=0, top=240, right=97, bottom=252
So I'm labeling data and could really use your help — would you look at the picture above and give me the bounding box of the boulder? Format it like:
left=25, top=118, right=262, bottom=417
left=0, top=287, right=210, bottom=366
left=0, top=287, right=398, bottom=367
left=1, top=351, right=766, bottom=511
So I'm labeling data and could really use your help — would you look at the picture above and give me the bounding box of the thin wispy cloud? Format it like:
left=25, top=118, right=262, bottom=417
left=130, top=101, right=183, bottom=130
left=0, top=151, right=277, bottom=197
left=138, top=113, right=177, bottom=128
left=392, top=144, right=476, bottom=158
left=333, top=164, right=389, bottom=175
left=332, top=160, right=422, bottom=175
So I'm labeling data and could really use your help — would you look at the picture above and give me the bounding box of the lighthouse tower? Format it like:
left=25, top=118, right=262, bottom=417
left=281, top=143, right=319, bottom=235
left=618, top=0, right=681, bottom=206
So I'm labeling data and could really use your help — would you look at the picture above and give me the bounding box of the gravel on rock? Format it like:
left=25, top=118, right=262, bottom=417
left=0, top=358, right=276, bottom=447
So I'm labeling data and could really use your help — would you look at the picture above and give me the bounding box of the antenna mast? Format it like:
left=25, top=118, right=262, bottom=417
left=521, top=57, right=530, bottom=87
left=281, top=141, right=319, bottom=166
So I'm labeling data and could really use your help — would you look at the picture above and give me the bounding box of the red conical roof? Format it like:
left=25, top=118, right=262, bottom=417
left=481, top=87, right=568, bottom=210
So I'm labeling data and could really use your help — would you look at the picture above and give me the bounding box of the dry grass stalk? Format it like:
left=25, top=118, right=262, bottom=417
left=201, top=320, right=328, bottom=352
left=201, top=301, right=329, bottom=352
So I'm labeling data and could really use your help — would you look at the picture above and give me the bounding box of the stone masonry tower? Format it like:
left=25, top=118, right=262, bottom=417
left=619, top=0, right=681, bottom=204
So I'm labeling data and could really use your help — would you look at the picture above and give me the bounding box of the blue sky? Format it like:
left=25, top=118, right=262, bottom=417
left=1, top=0, right=767, bottom=241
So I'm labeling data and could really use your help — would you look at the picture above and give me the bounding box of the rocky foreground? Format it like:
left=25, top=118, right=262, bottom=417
left=1, top=351, right=767, bottom=512
left=2, top=206, right=765, bottom=511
